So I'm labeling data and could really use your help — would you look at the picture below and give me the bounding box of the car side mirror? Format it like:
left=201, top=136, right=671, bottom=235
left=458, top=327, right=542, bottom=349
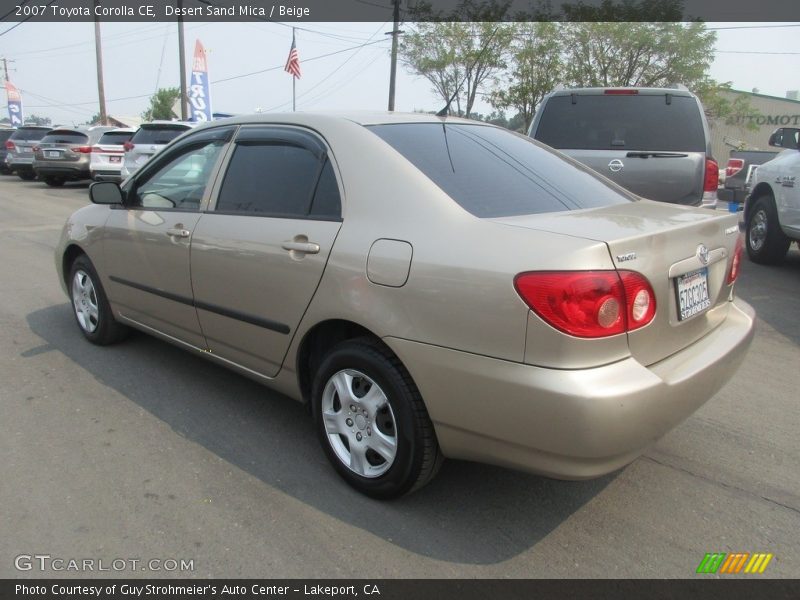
left=768, top=127, right=800, bottom=150
left=89, top=181, right=123, bottom=205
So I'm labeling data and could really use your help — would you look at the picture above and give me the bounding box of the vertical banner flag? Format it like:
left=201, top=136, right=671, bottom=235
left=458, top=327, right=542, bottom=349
left=284, top=31, right=302, bottom=79
left=189, top=40, right=212, bottom=122
left=5, top=81, right=23, bottom=127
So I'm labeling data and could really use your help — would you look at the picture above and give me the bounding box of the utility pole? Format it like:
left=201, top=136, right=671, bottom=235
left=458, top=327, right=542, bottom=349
left=1, top=57, right=14, bottom=82
left=387, top=0, right=401, bottom=111
left=93, top=1, right=108, bottom=125
left=177, top=0, right=188, bottom=120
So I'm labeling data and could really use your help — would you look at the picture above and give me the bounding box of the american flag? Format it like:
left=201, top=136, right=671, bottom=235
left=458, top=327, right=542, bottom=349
left=284, top=32, right=301, bottom=79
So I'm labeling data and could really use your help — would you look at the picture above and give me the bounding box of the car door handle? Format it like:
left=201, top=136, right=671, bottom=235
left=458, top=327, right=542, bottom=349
left=166, top=227, right=191, bottom=238
left=281, top=241, right=320, bottom=254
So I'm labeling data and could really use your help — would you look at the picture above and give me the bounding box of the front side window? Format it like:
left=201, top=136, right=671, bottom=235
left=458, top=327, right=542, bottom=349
left=131, top=139, right=225, bottom=210
left=216, top=142, right=331, bottom=218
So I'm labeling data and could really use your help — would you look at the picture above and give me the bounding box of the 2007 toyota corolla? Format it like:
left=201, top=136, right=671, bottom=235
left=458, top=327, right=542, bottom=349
left=56, top=113, right=755, bottom=498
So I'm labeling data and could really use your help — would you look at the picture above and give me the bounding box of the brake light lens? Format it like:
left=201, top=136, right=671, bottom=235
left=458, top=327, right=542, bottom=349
left=704, top=158, right=719, bottom=192
left=604, top=89, right=639, bottom=95
left=70, top=145, right=92, bottom=154
left=32, top=146, right=40, bottom=152
left=727, top=235, right=744, bottom=284
left=5, top=141, right=14, bottom=150
left=514, top=270, right=656, bottom=338
left=123, top=141, right=134, bottom=152
left=725, top=158, right=745, bottom=177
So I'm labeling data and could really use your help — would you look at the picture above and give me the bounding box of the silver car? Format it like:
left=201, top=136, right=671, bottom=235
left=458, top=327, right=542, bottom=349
left=33, top=126, right=115, bottom=186
left=529, top=87, right=719, bottom=208
left=120, top=121, right=194, bottom=179
left=6, top=125, right=51, bottom=180
left=55, top=113, right=754, bottom=498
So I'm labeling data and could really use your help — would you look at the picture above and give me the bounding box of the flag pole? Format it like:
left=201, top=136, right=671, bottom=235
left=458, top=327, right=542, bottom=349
left=292, top=28, right=296, bottom=112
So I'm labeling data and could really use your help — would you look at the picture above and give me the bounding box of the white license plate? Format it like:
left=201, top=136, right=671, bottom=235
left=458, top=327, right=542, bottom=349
left=676, top=268, right=711, bottom=321
left=109, top=155, right=121, bottom=163
left=46, top=151, right=60, bottom=158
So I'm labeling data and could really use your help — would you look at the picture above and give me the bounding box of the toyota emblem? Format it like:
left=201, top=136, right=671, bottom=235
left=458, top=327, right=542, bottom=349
left=697, top=244, right=709, bottom=265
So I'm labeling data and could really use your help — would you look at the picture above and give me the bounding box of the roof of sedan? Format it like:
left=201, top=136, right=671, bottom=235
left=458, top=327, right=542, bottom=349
left=197, top=111, right=490, bottom=129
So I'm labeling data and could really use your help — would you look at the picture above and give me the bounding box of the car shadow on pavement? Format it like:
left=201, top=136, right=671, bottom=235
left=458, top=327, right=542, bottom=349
left=27, top=303, right=617, bottom=565
left=736, top=248, right=800, bottom=347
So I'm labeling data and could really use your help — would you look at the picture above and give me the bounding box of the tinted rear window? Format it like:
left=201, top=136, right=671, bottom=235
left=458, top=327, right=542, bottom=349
left=41, top=131, right=88, bottom=144
left=131, top=126, right=188, bottom=145
left=98, top=131, right=134, bottom=145
left=10, top=128, right=49, bottom=141
left=534, top=94, right=705, bottom=152
left=369, top=123, right=632, bottom=218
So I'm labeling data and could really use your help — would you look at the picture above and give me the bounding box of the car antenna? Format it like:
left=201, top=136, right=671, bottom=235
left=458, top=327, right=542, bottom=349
left=435, top=26, right=501, bottom=118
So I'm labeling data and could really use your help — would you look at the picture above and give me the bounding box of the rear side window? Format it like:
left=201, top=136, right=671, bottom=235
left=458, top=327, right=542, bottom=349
left=131, top=127, right=188, bottom=145
left=216, top=143, right=333, bottom=218
left=369, top=123, right=632, bottom=218
left=98, top=131, right=133, bottom=145
left=10, top=128, right=49, bottom=141
left=41, top=131, right=88, bottom=144
left=0, top=130, right=13, bottom=142
left=534, top=95, right=706, bottom=152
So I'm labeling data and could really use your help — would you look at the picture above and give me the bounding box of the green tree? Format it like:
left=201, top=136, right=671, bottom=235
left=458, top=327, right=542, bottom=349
left=400, top=22, right=513, bottom=118
left=25, top=114, right=51, bottom=126
left=489, top=22, right=563, bottom=133
left=141, top=87, right=180, bottom=121
left=562, top=22, right=715, bottom=89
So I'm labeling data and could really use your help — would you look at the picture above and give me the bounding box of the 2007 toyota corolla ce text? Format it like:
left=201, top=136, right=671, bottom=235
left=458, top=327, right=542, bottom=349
left=55, top=113, right=755, bottom=498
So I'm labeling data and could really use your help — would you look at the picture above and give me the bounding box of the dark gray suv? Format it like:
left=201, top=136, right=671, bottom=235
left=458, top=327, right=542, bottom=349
left=529, top=87, right=718, bottom=207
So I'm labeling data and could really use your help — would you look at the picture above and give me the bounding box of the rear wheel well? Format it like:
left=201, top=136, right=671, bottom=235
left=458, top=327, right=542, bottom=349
left=296, top=320, right=388, bottom=405
left=62, top=245, right=86, bottom=287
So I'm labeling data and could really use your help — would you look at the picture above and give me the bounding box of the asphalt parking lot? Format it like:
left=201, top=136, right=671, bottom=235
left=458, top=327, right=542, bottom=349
left=1, top=177, right=798, bottom=579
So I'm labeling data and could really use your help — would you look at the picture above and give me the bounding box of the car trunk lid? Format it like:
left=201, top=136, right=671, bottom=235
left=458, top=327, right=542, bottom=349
left=493, top=201, right=741, bottom=366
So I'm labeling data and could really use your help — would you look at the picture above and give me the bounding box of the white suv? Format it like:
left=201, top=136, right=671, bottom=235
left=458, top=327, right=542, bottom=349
left=120, top=121, right=194, bottom=180
left=744, top=127, right=800, bottom=263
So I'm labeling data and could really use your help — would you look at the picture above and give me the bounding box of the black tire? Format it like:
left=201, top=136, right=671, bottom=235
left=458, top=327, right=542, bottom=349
left=17, top=170, right=36, bottom=181
left=44, top=177, right=65, bottom=187
left=311, top=338, right=443, bottom=499
left=746, top=196, right=790, bottom=264
left=68, top=254, right=129, bottom=345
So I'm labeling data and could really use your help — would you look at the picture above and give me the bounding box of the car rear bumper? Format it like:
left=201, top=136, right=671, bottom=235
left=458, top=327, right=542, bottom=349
left=34, top=164, right=91, bottom=179
left=9, top=156, right=34, bottom=168
left=91, top=169, right=123, bottom=182
left=386, top=298, right=755, bottom=479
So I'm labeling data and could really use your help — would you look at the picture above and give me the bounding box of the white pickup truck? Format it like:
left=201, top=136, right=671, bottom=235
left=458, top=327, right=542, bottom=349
left=744, top=127, right=800, bottom=264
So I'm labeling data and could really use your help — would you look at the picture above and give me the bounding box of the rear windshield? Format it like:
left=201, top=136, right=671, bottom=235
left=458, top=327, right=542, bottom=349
left=98, top=131, right=134, bottom=145
left=534, top=94, right=706, bottom=152
left=131, top=126, right=189, bottom=145
left=368, top=123, right=633, bottom=218
left=9, top=128, right=50, bottom=141
left=41, top=131, right=88, bottom=144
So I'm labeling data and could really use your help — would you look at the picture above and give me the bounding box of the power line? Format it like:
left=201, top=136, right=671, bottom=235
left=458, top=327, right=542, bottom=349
left=19, top=38, right=391, bottom=110
left=716, top=50, right=800, bottom=55
left=0, top=0, right=57, bottom=37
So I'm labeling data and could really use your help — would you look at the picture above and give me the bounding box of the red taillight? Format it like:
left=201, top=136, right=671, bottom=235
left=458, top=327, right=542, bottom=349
left=704, top=158, right=719, bottom=192
left=32, top=146, right=40, bottom=152
left=725, top=158, right=744, bottom=177
left=70, top=145, right=92, bottom=154
left=514, top=270, right=656, bottom=338
left=727, top=235, right=744, bottom=285
left=123, top=141, right=134, bottom=152
left=604, top=89, right=639, bottom=95
left=5, top=141, right=14, bottom=150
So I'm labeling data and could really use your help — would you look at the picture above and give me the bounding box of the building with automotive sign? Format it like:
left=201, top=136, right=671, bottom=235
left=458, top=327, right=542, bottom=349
left=709, top=89, right=800, bottom=162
